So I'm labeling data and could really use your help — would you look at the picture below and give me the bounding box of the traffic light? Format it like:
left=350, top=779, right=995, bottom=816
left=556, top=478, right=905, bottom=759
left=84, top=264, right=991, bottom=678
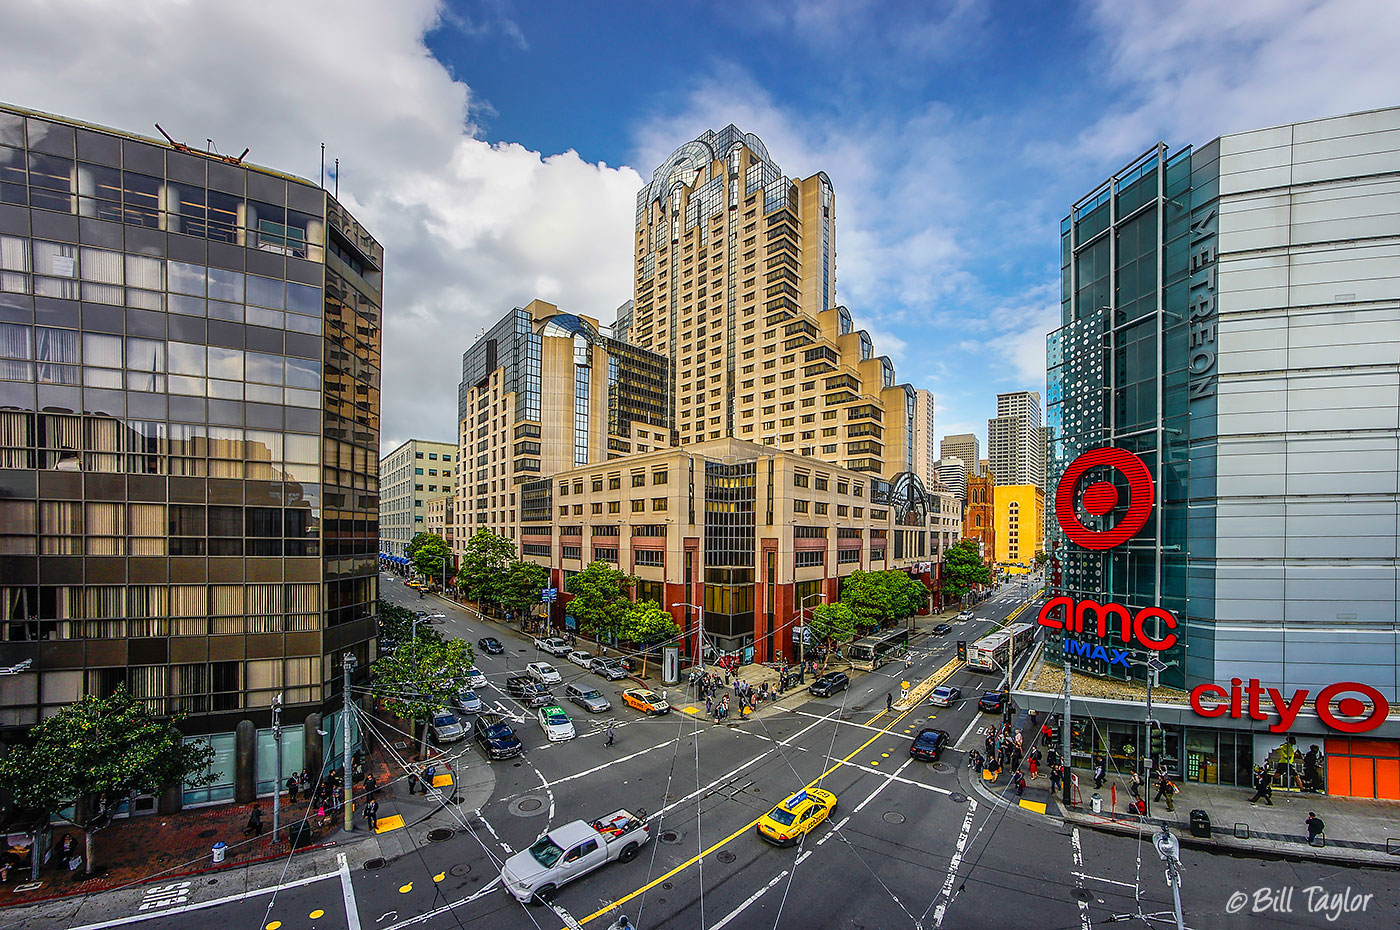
left=1150, top=725, right=1166, bottom=759
left=956, top=640, right=967, bottom=662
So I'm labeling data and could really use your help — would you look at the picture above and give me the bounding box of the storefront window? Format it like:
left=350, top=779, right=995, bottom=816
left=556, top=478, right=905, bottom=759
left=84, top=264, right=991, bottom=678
left=255, top=726, right=305, bottom=796
left=182, top=732, right=236, bottom=807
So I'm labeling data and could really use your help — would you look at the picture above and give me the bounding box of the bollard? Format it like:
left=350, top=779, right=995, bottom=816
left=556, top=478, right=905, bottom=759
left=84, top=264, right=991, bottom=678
left=211, top=841, right=227, bottom=864
left=1091, top=793, right=1102, bottom=813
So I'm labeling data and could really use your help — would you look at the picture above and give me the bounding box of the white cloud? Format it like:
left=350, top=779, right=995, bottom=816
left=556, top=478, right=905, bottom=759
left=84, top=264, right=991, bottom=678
left=0, top=0, right=641, bottom=453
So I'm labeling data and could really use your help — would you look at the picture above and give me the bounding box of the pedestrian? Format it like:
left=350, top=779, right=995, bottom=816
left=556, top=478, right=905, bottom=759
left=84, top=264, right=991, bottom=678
left=1013, top=770, right=1026, bottom=796
left=287, top=773, right=300, bottom=803
left=705, top=695, right=713, bottom=716
left=364, top=772, right=378, bottom=800
left=1248, top=767, right=1274, bottom=806
left=332, top=783, right=344, bottom=816
left=364, top=798, right=379, bottom=831
left=1028, top=708, right=1039, bottom=728
left=424, top=763, right=436, bottom=787
left=244, top=804, right=264, bottom=837
left=1303, top=744, right=1324, bottom=793
left=1306, top=811, right=1325, bottom=845
left=1129, top=770, right=1143, bottom=800
left=1028, top=748, right=1041, bottom=778
left=1040, top=722, right=1053, bottom=743
left=1010, top=747, right=1023, bottom=772
left=1050, top=765, right=1062, bottom=793
left=1014, top=730, right=1023, bottom=750
left=1092, top=756, right=1106, bottom=790
left=984, top=734, right=995, bottom=758
left=1047, top=747, right=1060, bottom=770
left=408, top=767, right=420, bottom=795
left=969, top=749, right=983, bottom=773
left=1154, top=773, right=1177, bottom=812
left=886, top=693, right=893, bottom=712
left=606, top=723, right=615, bottom=747
left=989, top=754, right=1003, bottom=780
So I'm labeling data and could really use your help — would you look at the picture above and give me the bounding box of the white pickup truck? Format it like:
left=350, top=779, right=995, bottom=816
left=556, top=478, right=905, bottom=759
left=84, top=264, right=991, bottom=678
left=501, top=809, right=650, bottom=904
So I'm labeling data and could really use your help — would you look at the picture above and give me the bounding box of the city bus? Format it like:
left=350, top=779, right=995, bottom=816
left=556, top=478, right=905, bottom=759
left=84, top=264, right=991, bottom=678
left=848, top=627, right=910, bottom=671
left=965, top=622, right=1036, bottom=674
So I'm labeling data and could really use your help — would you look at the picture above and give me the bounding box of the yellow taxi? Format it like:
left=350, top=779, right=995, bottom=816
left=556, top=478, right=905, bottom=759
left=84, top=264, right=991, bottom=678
left=621, top=689, right=670, bottom=715
left=755, top=788, right=837, bottom=847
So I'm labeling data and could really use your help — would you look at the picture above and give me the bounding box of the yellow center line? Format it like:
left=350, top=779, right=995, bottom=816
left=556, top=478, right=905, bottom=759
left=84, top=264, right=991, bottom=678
left=572, top=701, right=924, bottom=927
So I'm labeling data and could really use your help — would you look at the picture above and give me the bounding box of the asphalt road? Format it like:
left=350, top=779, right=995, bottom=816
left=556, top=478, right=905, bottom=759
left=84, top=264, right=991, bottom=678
left=22, top=578, right=1400, bottom=930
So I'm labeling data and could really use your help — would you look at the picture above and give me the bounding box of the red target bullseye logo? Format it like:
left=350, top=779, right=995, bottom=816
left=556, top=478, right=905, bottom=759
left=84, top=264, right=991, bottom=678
left=1056, top=448, right=1155, bottom=551
left=1316, top=682, right=1390, bottom=734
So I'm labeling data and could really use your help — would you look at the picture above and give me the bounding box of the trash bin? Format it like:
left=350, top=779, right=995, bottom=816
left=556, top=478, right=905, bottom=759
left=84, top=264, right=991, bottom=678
left=1091, top=793, right=1102, bottom=813
left=288, top=823, right=314, bottom=848
left=211, top=841, right=226, bottom=864
left=1189, top=808, right=1211, bottom=838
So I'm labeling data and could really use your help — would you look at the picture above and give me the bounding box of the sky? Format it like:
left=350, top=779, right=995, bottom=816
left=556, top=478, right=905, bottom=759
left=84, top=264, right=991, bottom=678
left=2, top=0, right=1399, bottom=456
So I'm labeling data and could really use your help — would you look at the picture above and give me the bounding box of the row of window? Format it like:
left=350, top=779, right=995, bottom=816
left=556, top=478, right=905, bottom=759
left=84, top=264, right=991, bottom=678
left=558, top=470, right=668, bottom=495
left=558, top=497, right=668, bottom=517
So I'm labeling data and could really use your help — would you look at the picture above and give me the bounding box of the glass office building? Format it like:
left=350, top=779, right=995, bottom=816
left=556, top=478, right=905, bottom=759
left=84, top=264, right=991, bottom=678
left=0, top=104, right=381, bottom=809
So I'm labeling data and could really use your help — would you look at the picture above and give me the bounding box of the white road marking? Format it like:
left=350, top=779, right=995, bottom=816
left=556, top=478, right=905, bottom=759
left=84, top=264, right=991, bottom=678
left=475, top=807, right=515, bottom=854
left=816, top=815, right=850, bottom=845
left=838, top=759, right=953, bottom=795
left=137, top=881, right=190, bottom=911
left=551, top=901, right=585, bottom=929
left=851, top=758, right=916, bottom=815
left=931, top=794, right=978, bottom=927
left=1071, top=828, right=1093, bottom=929
left=548, top=736, right=680, bottom=786
left=953, top=708, right=986, bottom=750
left=338, top=851, right=364, bottom=930
left=66, top=871, right=339, bottom=930
left=381, top=878, right=502, bottom=930
left=711, top=869, right=791, bottom=930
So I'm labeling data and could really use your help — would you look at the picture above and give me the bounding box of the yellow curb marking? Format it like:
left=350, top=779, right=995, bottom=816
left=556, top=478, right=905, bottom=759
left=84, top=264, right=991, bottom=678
left=399, top=882, right=413, bottom=893
left=374, top=814, right=406, bottom=834
left=432, top=774, right=454, bottom=787
left=1019, top=800, right=1048, bottom=814
left=266, top=923, right=282, bottom=930
left=309, top=909, right=324, bottom=919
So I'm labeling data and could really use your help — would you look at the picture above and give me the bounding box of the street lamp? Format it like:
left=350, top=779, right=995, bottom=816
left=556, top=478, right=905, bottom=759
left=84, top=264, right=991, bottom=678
left=798, top=591, right=826, bottom=671
left=671, top=601, right=704, bottom=669
left=0, top=658, right=33, bottom=675
left=271, top=692, right=283, bottom=841
left=1153, top=824, right=1186, bottom=930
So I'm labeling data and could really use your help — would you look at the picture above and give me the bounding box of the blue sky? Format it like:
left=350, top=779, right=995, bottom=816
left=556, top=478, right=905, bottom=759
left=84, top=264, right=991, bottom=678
left=3, top=0, right=1398, bottom=453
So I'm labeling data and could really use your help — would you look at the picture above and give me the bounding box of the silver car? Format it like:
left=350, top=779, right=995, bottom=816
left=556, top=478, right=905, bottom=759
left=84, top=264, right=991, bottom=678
left=565, top=683, right=612, bottom=713
left=590, top=657, right=628, bottom=681
left=429, top=711, right=466, bottom=743
left=453, top=690, right=485, bottom=714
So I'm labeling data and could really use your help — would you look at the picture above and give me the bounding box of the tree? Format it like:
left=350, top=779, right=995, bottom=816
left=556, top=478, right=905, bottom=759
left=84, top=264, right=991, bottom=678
left=620, top=599, right=680, bottom=677
left=890, top=572, right=930, bottom=620
left=496, top=560, right=549, bottom=619
left=565, top=561, right=635, bottom=641
left=456, top=529, right=517, bottom=607
left=376, top=598, right=443, bottom=654
left=840, top=570, right=898, bottom=632
left=0, top=686, right=216, bottom=874
left=371, top=636, right=476, bottom=755
left=808, top=602, right=856, bottom=666
left=409, top=533, right=452, bottom=585
left=404, top=531, right=436, bottom=562
left=942, top=539, right=992, bottom=601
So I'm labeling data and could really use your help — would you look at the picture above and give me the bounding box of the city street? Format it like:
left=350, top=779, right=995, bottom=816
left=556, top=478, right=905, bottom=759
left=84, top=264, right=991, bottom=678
left=14, top=580, right=1397, bottom=930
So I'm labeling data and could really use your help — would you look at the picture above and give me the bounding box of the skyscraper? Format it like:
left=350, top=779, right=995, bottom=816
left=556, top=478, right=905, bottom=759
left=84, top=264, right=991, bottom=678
left=911, top=388, right=936, bottom=489
left=939, top=433, right=978, bottom=474
left=0, top=103, right=382, bottom=808
left=988, top=390, right=1044, bottom=487
left=628, top=125, right=916, bottom=476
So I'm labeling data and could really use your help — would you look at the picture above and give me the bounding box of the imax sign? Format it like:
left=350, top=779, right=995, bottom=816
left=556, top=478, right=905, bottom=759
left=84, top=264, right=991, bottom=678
left=1063, top=638, right=1132, bottom=668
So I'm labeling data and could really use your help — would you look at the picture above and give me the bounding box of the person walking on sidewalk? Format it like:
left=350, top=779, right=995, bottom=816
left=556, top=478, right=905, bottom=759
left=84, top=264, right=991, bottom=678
left=1128, top=770, right=1143, bottom=800
left=606, top=723, right=615, bottom=747
left=1092, top=756, right=1106, bottom=790
left=1050, top=764, right=1063, bottom=794
left=244, top=804, right=264, bottom=837
left=886, top=692, right=893, bottom=712
left=408, top=767, right=420, bottom=795
left=1154, top=772, right=1177, bottom=812
left=1013, top=770, right=1026, bottom=797
left=1028, top=747, right=1040, bottom=778
left=286, top=773, right=300, bottom=804
left=1306, top=811, right=1326, bottom=845
left=1248, top=766, right=1274, bottom=805
left=364, top=798, right=379, bottom=832
left=1303, top=744, right=1324, bottom=793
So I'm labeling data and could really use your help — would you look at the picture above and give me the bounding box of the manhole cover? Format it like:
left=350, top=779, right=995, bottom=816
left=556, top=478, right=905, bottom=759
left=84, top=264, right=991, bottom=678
left=949, top=792, right=968, bottom=803
left=883, top=811, right=906, bottom=824
left=450, top=864, right=471, bottom=877
left=198, top=829, right=217, bottom=838
left=207, top=878, right=218, bottom=885
left=513, top=762, right=522, bottom=767
left=662, top=794, right=677, bottom=802
left=716, top=850, right=736, bottom=864
left=427, top=828, right=454, bottom=843
left=364, top=858, right=386, bottom=871
left=519, top=798, right=542, bottom=812
left=660, top=830, right=681, bottom=844
left=851, top=705, right=865, bottom=713
left=932, top=762, right=952, bottom=773
left=509, top=795, right=548, bottom=817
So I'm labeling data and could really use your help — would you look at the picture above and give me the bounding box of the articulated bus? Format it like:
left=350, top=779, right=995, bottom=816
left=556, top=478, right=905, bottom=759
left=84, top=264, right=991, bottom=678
left=965, top=622, right=1036, bottom=673
left=848, top=627, right=910, bottom=671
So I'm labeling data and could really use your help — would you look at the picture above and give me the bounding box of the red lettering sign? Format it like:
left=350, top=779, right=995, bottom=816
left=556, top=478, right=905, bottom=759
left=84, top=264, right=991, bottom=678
left=1038, top=596, right=1178, bottom=652
left=1189, top=679, right=1390, bottom=734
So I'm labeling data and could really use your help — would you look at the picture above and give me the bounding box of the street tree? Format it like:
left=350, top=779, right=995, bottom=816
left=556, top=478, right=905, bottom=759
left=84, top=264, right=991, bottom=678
left=565, top=560, right=635, bottom=641
left=371, top=636, right=476, bottom=755
left=808, top=601, right=857, bottom=667
left=409, top=533, right=452, bottom=585
left=376, top=599, right=443, bottom=654
left=495, top=559, right=549, bottom=621
left=0, top=686, right=216, bottom=875
left=620, top=599, right=680, bottom=677
left=457, top=529, right=517, bottom=607
left=942, top=539, right=992, bottom=601
left=890, top=572, right=930, bottom=620
left=840, top=570, right=898, bottom=632
left=405, top=531, right=436, bottom=563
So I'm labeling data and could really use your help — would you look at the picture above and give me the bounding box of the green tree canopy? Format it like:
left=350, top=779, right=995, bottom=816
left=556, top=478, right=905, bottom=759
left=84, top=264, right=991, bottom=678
left=942, top=539, right=992, bottom=600
left=371, top=636, right=476, bottom=748
left=376, top=599, right=443, bottom=653
left=565, top=560, right=635, bottom=640
left=620, top=600, right=679, bottom=677
left=496, top=559, right=549, bottom=617
left=840, top=570, right=898, bottom=632
left=457, top=529, right=517, bottom=605
left=890, top=572, right=930, bottom=620
left=808, top=601, right=857, bottom=660
left=409, top=532, right=452, bottom=583
left=0, top=686, right=215, bottom=874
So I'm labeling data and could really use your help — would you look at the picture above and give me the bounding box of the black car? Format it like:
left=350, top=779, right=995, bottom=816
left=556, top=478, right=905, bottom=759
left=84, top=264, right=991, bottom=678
left=931, top=623, right=953, bottom=636
left=809, top=672, right=849, bottom=697
left=909, top=727, right=950, bottom=761
left=473, top=716, right=523, bottom=759
left=506, top=675, right=553, bottom=707
left=977, top=691, right=1012, bottom=713
left=478, top=637, right=505, bottom=655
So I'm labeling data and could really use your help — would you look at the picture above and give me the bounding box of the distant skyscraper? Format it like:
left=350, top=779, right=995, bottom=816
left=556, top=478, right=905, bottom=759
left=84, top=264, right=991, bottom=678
left=988, top=390, right=1044, bottom=488
left=911, top=388, right=936, bottom=489
left=937, top=456, right=968, bottom=502
left=940, top=433, right=978, bottom=474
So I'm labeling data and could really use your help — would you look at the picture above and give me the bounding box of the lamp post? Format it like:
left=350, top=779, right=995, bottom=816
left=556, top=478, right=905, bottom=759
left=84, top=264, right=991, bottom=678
left=271, top=692, right=283, bottom=841
left=798, top=591, right=826, bottom=670
left=1154, top=824, right=1186, bottom=930
left=670, top=601, right=704, bottom=670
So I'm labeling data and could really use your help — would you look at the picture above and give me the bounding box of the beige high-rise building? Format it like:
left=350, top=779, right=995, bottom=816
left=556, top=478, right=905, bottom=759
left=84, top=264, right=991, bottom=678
left=629, top=125, right=916, bottom=477
left=911, top=388, right=937, bottom=490
left=988, top=390, right=1044, bottom=488
left=940, top=433, right=979, bottom=473
left=379, top=439, right=456, bottom=557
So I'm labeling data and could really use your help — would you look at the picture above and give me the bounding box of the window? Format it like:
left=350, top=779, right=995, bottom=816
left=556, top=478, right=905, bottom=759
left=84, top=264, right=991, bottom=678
left=652, top=498, right=668, bottom=511
left=591, top=503, right=603, bottom=514
left=793, top=472, right=809, bottom=488
left=562, top=546, right=582, bottom=560
left=795, top=550, right=824, bottom=567
left=838, top=548, right=861, bottom=564
left=632, top=473, right=645, bottom=487
left=631, top=500, right=645, bottom=512
left=794, top=526, right=826, bottom=538
left=609, top=476, right=622, bottom=490
left=814, top=477, right=828, bottom=491
left=814, top=502, right=828, bottom=515
left=635, top=549, right=664, bottom=567
left=652, top=470, right=668, bottom=485
left=608, top=501, right=620, bottom=513
left=594, top=547, right=619, bottom=563
left=593, top=478, right=603, bottom=492
left=793, top=499, right=808, bottom=513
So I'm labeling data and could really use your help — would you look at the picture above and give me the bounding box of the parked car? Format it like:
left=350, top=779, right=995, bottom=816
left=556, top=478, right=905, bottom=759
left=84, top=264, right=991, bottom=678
left=429, top=711, right=466, bottom=743
left=565, top=683, right=611, bottom=713
left=591, top=658, right=628, bottom=681
left=500, top=809, right=650, bottom=903
left=474, top=715, right=523, bottom=759
left=928, top=685, right=962, bottom=707
left=527, top=662, right=563, bottom=686
left=622, top=689, right=669, bottom=715
left=978, top=691, right=1012, bottom=714
left=508, top=675, right=554, bottom=707
left=809, top=672, right=849, bottom=697
left=537, top=704, right=576, bottom=742
left=478, top=637, right=505, bottom=655
left=453, top=689, right=485, bottom=714
left=567, top=649, right=595, bottom=668
left=534, top=637, right=572, bottom=657
left=909, top=727, right=951, bottom=761
left=466, top=666, right=488, bottom=689
left=932, top=623, right=953, bottom=636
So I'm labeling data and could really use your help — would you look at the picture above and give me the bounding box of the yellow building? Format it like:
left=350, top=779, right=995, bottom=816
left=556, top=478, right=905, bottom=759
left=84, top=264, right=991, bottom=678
left=993, top=484, right=1044, bottom=571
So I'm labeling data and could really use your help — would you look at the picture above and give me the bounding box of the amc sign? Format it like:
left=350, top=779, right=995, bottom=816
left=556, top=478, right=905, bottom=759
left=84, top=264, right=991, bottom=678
left=1038, top=596, right=1178, bottom=652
